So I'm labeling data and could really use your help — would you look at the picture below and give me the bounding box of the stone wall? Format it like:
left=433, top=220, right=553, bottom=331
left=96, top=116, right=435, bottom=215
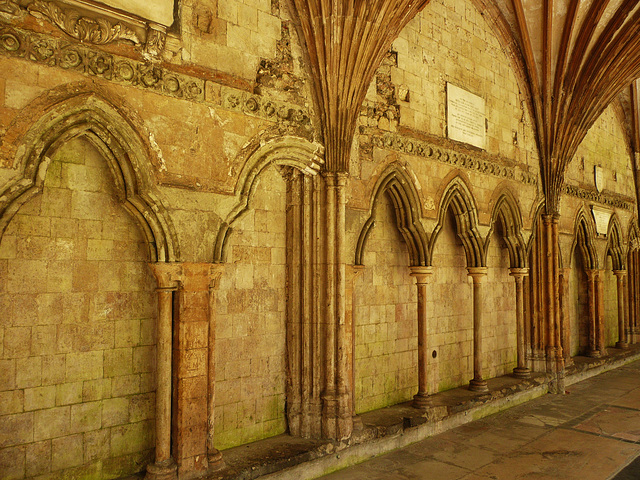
left=0, top=137, right=156, bottom=479
left=214, top=165, right=287, bottom=449
left=354, top=193, right=417, bottom=413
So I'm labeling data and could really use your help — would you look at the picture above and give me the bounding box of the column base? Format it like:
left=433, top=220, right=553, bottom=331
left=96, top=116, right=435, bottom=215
left=512, top=367, right=531, bottom=379
left=145, top=459, right=177, bottom=480
left=208, top=449, right=225, bottom=471
left=616, top=341, right=629, bottom=350
left=412, top=392, right=431, bottom=410
left=587, top=349, right=602, bottom=358
left=352, top=415, right=364, bottom=433
left=469, top=378, right=489, bottom=393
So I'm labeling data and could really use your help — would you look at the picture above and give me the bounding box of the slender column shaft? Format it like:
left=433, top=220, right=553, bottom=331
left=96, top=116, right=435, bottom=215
left=146, top=263, right=181, bottom=480
left=627, top=254, right=635, bottom=344
left=468, top=267, right=488, bottom=393
left=510, top=268, right=530, bottom=378
left=623, top=273, right=630, bottom=345
left=614, top=270, right=628, bottom=349
left=207, top=266, right=224, bottom=468
left=410, top=266, right=434, bottom=408
left=559, top=268, right=573, bottom=366
left=596, top=270, right=606, bottom=356
left=586, top=270, right=599, bottom=357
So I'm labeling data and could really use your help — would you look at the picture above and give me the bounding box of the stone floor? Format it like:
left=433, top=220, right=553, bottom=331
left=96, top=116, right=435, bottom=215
left=317, top=360, right=640, bottom=480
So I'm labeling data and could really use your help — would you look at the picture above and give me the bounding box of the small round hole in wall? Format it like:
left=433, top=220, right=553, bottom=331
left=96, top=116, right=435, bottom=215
left=432, top=350, right=437, bottom=358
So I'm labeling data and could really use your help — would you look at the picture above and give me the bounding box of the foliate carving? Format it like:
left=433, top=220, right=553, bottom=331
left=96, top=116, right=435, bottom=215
left=27, top=0, right=140, bottom=45
left=0, top=0, right=19, bottom=15
left=144, top=25, right=166, bottom=58
left=562, top=184, right=634, bottom=211
left=0, top=25, right=204, bottom=101
left=370, top=134, right=538, bottom=186
left=221, top=86, right=311, bottom=129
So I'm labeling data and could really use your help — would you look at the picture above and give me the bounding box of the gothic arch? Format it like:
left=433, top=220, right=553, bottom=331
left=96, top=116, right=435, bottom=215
left=430, top=176, right=484, bottom=267
left=570, top=207, right=599, bottom=270
left=354, top=162, right=428, bottom=266
left=213, top=135, right=324, bottom=262
left=0, top=93, right=179, bottom=262
left=486, top=188, right=527, bottom=268
left=606, top=215, right=626, bottom=271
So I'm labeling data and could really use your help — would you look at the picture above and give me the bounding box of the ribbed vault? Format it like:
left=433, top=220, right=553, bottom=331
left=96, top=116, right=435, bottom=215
left=286, top=0, right=430, bottom=172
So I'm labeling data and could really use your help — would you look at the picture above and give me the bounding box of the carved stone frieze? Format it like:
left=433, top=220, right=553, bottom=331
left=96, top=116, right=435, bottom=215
left=370, top=133, right=539, bottom=186
left=0, top=24, right=203, bottom=99
left=27, top=0, right=140, bottom=45
left=221, top=86, right=311, bottom=128
left=562, top=184, right=635, bottom=212
left=0, top=0, right=19, bottom=15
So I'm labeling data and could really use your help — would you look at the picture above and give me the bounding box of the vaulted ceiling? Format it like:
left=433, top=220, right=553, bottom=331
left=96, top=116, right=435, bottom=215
left=287, top=0, right=640, bottom=213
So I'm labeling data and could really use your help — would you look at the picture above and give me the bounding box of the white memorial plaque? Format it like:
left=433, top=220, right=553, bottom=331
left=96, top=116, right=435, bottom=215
left=447, top=83, right=486, bottom=149
left=594, top=165, right=604, bottom=193
left=95, top=0, right=175, bottom=26
left=591, top=205, right=612, bottom=236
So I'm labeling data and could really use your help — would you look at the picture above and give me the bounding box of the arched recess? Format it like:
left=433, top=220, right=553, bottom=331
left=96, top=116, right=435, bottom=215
left=570, top=207, right=599, bottom=271
left=213, top=136, right=324, bottom=262
left=486, top=189, right=527, bottom=268
left=606, top=215, right=626, bottom=271
left=430, top=176, right=484, bottom=268
left=0, top=93, right=178, bottom=262
left=354, top=163, right=428, bottom=266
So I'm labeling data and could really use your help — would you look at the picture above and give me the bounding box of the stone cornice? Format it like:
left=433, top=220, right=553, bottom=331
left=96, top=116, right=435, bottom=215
left=0, top=23, right=313, bottom=133
left=369, top=133, right=539, bottom=186
left=562, top=184, right=635, bottom=212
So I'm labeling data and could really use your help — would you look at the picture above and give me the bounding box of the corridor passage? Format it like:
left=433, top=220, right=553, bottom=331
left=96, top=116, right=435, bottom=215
left=319, top=361, right=640, bottom=480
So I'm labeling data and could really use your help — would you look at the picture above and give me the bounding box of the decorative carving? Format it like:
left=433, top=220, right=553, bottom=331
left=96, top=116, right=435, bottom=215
left=562, top=184, right=634, bottom=211
left=144, top=24, right=166, bottom=58
left=370, top=133, right=538, bottom=186
left=0, top=0, right=19, bottom=15
left=0, top=25, right=204, bottom=101
left=27, top=0, right=140, bottom=45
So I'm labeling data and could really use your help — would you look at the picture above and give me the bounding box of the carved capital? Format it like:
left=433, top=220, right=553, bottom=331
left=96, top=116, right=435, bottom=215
left=509, top=267, right=529, bottom=279
left=467, top=266, right=487, bottom=283
left=144, top=23, right=167, bottom=59
left=409, top=266, right=433, bottom=285
left=148, top=262, right=183, bottom=290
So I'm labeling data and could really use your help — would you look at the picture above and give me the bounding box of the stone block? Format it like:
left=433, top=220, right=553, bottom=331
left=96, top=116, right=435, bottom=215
left=31, top=324, right=56, bottom=356
left=0, top=412, right=33, bottom=447
left=4, top=326, right=32, bottom=358
left=34, top=406, right=70, bottom=441
left=114, top=319, right=141, bottom=348
left=111, top=374, right=141, bottom=397
left=82, top=378, right=110, bottom=402
left=83, top=428, right=110, bottom=463
left=110, top=420, right=153, bottom=456
left=104, top=348, right=133, bottom=378
left=55, top=381, right=83, bottom=406
left=25, top=440, right=51, bottom=477
left=102, top=397, right=129, bottom=427
left=66, top=351, right=103, bottom=382
left=42, top=354, right=66, bottom=386
left=129, top=392, right=154, bottom=422
left=16, top=356, right=42, bottom=389
left=0, top=445, right=26, bottom=479
left=132, top=345, right=154, bottom=374
left=70, top=401, right=102, bottom=433
left=24, top=385, right=55, bottom=411
left=51, top=434, right=83, bottom=471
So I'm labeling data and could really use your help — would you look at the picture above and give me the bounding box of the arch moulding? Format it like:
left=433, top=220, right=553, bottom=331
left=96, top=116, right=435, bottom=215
left=0, top=93, right=179, bottom=262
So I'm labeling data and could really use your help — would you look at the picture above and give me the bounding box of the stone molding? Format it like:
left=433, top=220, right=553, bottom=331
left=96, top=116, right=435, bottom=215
left=371, top=133, right=538, bottom=186
left=562, top=184, right=635, bottom=212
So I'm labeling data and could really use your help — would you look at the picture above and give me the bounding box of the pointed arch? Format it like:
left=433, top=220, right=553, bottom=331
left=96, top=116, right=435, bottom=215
left=570, top=207, right=599, bottom=270
left=430, top=176, right=484, bottom=268
left=628, top=217, right=640, bottom=250
left=606, top=214, right=626, bottom=271
left=354, top=162, right=428, bottom=267
left=213, top=136, right=324, bottom=262
left=487, top=188, right=527, bottom=268
left=0, top=93, right=179, bottom=262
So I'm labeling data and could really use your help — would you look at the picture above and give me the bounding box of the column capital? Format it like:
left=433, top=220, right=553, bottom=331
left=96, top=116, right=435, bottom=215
left=509, top=267, right=529, bottom=278
left=613, top=269, right=627, bottom=278
left=409, top=266, right=433, bottom=284
left=467, top=266, right=487, bottom=282
left=148, top=262, right=183, bottom=290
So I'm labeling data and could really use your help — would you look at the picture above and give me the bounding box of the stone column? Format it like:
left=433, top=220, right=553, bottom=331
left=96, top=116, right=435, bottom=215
left=614, top=270, right=629, bottom=349
left=468, top=267, right=488, bottom=393
left=146, top=263, right=182, bottom=480
left=627, top=253, right=635, bottom=344
left=346, top=265, right=365, bottom=429
left=559, top=268, right=573, bottom=367
left=207, top=265, right=225, bottom=469
left=586, top=269, right=600, bottom=357
left=410, top=266, right=434, bottom=408
left=595, top=270, right=606, bottom=356
left=510, top=268, right=530, bottom=378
